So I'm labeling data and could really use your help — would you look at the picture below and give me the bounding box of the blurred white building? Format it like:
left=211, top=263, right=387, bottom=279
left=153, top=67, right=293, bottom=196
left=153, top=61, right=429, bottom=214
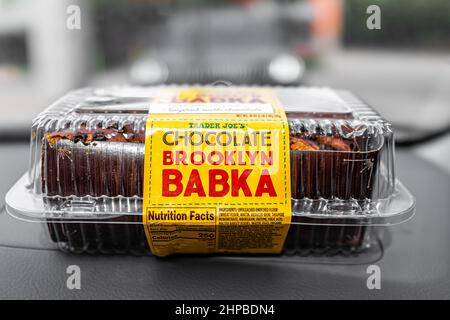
left=0, top=0, right=93, bottom=132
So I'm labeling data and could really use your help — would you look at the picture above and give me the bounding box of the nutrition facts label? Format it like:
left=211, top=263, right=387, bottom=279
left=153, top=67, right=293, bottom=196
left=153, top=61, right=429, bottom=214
left=145, top=207, right=217, bottom=255
left=144, top=206, right=288, bottom=256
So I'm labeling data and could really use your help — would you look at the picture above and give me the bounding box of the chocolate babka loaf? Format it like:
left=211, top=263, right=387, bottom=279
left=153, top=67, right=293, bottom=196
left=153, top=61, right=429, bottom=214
left=3, top=85, right=417, bottom=262
left=42, top=106, right=379, bottom=255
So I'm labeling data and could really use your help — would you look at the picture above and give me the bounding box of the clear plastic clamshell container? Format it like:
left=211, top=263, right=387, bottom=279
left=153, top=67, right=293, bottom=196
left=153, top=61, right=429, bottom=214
left=5, top=86, right=415, bottom=259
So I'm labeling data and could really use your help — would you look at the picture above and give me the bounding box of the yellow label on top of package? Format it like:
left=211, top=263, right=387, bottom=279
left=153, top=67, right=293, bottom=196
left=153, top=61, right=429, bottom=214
left=142, top=87, right=291, bottom=257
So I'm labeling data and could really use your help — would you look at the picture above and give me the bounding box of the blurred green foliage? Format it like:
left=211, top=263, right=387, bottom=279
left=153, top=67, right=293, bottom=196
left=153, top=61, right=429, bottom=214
left=344, top=0, right=450, bottom=48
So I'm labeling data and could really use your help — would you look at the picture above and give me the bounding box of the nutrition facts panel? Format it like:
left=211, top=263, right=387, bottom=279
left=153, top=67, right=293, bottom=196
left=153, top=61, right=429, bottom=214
left=145, top=207, right=217, bottom=255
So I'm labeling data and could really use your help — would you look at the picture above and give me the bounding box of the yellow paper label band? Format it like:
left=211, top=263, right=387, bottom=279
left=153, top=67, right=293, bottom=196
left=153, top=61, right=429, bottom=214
left=143, top=87, right=291, bottom=257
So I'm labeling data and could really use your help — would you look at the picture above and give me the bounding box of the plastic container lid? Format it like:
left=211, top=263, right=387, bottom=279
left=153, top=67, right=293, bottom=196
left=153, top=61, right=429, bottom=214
left=5, top=86, right=415, bottom=226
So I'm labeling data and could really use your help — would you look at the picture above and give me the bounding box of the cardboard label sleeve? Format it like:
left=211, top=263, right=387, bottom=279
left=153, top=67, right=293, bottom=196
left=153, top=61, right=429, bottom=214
left=142, top=88, right=291, bottom=257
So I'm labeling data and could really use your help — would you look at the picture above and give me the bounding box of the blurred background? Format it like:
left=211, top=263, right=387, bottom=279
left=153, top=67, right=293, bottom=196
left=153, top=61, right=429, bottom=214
left=0, top=0, right=449, bottom=172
